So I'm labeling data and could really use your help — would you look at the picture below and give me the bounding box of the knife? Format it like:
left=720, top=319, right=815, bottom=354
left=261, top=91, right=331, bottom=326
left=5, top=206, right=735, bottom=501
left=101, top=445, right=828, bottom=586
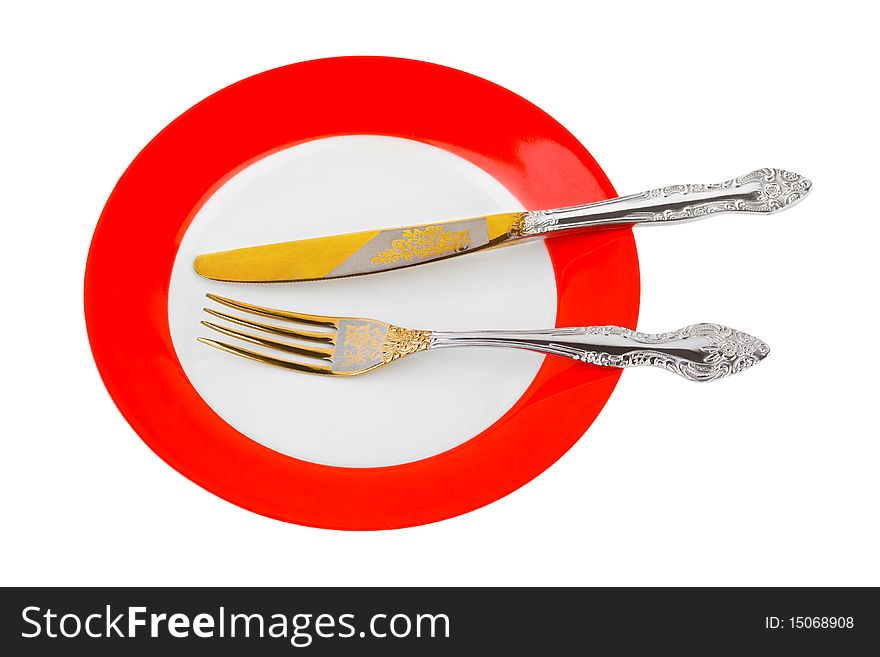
left=194, top=167, right=811, bottom=283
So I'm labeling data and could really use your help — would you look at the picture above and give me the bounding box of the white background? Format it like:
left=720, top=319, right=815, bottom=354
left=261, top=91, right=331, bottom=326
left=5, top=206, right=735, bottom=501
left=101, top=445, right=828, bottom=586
left=2, top=0, right=877, bottom=586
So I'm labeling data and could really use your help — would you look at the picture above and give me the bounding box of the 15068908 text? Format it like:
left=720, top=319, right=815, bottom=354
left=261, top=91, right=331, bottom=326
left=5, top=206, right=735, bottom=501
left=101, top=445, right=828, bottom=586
left=765, top=616, right=854, bottom=630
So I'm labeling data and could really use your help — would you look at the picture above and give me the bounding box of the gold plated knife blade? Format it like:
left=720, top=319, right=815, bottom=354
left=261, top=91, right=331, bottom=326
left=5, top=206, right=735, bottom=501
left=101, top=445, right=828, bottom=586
left=193, top=212, right=524, bottom=282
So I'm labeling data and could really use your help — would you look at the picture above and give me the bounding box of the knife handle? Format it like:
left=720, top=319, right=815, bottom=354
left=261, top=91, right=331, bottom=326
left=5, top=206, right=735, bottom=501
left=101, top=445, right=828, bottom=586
left=430, top=323, right=770, bottom=382
left=511, top=167, right=811, bottom=237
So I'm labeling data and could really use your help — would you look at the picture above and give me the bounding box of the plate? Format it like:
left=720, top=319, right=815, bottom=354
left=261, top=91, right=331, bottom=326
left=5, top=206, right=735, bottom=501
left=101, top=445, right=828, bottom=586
left=85, top=56, right=639, bottom=529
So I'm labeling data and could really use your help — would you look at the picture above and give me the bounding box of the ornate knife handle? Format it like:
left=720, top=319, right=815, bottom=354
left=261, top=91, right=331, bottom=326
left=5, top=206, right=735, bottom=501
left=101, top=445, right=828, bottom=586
left=513, top=168, right=811, bottom=236
left=430, top=323, right=770, bottom=382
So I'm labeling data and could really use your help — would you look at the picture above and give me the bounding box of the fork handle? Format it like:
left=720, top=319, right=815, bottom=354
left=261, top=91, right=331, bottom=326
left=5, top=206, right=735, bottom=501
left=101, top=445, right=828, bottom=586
left=512, top=168, right=811, bottom=237
left=429, top=323, right=770, bottom=382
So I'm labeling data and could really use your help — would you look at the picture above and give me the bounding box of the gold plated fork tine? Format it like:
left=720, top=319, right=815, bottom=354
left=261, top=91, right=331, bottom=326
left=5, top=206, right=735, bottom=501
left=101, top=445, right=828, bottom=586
left=197, top=338, right=335, bottom=375
left=201, top=321, right=335, bottom=361
left=203, top=308, right=336, bottom=344
left=205, top=294, right=338, bottom=328
left=199, top=296, right=434, bottom=376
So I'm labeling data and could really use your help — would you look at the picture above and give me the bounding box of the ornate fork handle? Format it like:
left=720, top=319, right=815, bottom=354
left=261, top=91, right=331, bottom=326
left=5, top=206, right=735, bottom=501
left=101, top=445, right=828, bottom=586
left=430, top=323, right=770, bottom=382
left=513, top=168, right=811, bottom=236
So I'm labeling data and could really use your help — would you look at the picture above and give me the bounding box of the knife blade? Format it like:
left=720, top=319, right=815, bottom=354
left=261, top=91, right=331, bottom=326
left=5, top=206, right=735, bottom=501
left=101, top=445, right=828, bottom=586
left=193, top=167, right=810, bottom=283
left=193, top=213, right=523, bottom=282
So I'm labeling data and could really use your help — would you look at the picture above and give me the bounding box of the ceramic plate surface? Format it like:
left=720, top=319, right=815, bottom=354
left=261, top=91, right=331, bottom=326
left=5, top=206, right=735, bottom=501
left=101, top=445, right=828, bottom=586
left=85, top=57, right=639, bottom=529
left=169, top=135, right=555, bottom=467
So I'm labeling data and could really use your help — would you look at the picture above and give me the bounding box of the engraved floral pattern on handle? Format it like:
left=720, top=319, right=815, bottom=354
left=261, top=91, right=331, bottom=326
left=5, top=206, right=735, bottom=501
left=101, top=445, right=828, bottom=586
left=573, top=323, right=771, bottom=382
left=512, top=167, right=812, bottom=237
left=641, top=168, right=812, bottom=222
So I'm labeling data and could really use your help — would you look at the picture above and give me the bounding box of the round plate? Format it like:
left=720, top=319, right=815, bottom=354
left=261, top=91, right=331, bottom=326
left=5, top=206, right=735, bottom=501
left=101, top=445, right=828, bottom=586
left=85, top=57, right=639, bottom=529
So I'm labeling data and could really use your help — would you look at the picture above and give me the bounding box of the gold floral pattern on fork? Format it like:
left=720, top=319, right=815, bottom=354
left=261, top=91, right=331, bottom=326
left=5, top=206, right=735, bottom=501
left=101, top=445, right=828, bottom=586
left=339, top=323, right=431, bottom=367
left=381, top=326, right=432, bottom=363
left=339, top=322, right=387, bottom=367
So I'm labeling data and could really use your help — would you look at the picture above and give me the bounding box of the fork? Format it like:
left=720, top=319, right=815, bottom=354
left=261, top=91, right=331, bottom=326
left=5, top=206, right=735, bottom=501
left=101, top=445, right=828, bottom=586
left=197, top=295, right=770, bottom=382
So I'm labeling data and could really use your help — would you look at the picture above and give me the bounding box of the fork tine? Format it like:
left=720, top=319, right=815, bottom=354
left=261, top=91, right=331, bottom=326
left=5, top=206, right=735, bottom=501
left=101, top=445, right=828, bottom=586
left=197, top=338, right=334, bottom=375
left=201, top=321, right=335, bottom=361
left=203, top=308, right=336, bottom=344
left=206, top=294, right=338, bottom=328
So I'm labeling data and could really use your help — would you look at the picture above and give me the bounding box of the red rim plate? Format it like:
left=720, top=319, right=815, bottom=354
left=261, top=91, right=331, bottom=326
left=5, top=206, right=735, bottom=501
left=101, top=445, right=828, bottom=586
left=84, top=56, right=640, bottom=529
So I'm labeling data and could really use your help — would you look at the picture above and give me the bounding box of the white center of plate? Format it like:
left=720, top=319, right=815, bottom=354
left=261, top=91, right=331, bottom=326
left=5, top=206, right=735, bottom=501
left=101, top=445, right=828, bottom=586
left=168, top=136, right=556, bottom=467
